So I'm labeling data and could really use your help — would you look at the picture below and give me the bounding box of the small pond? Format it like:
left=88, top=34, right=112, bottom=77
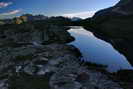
left=68, top=26, right=133, bottom=72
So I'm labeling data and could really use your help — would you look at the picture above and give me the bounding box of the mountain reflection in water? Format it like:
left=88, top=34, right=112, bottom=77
left=68, top=26, right=133, bottom=72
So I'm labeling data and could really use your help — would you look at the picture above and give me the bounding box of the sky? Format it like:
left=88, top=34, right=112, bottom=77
left=0, top=0, right=119, bottom=19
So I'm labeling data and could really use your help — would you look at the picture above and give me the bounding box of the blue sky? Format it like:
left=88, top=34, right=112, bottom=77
left=0, top=0, right=119, bottom=19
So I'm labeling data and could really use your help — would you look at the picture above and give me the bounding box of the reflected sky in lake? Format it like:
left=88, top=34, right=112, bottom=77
left=68, top=27, right=133, bottom=72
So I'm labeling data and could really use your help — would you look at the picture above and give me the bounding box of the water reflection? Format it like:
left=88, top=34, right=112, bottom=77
left=68, top=26, right=133, bottom=72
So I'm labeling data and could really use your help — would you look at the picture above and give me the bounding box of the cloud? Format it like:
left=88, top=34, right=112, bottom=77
left=0, top=2, right=13, bottom=8
left=0, top=10, right=21, bottom=16
left=62, top=11, right=96, bottom=19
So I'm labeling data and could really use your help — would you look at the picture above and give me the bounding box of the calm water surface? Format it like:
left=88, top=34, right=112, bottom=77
left=68, top=26, right=133, bottom=72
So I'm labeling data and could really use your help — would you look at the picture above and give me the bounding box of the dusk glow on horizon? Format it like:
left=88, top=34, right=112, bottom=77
left=0, top=0, right=119, bottom=19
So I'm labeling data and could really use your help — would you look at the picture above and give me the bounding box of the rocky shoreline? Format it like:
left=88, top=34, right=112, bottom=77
left=0, top=43, right=124, bottom=89
left=0, top=23, right=126, bottom=89
left=0, top=0, right=133, bottom=89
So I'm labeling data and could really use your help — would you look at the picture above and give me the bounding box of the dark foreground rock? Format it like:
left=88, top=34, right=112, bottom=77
left=0, top=43, right=81, bottom=89
left=85, top=0, right=133, bottom=66
left=114, top=69, right=133, bottom=89
left=0, top=43, right=123, bottom=89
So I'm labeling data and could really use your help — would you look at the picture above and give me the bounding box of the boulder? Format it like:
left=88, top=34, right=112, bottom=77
left=0, top=24, right=74, bottom=45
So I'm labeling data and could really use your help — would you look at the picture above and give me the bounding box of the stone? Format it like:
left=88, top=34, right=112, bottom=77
left=0, top=24, right=74, bottom=45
